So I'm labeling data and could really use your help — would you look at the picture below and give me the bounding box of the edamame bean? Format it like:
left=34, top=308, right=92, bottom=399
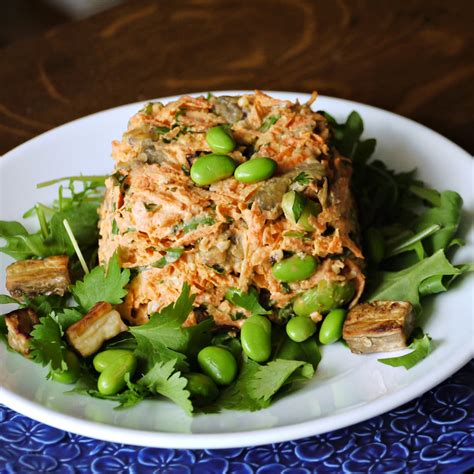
left=94, top=350, right=137, bottom=396
left=190, top=154, right=236, bottom=186
left=51, top=350, right=80, bottom=384
left=281, top=191, right=306, bottom=223
left=241, top=314, right=272, bottom=362
left=184, top=372, right=219, bottom=406
left=93, top=349, right=133, bottom=372
left=319, top=308, right=347, bottom=344
left=197, top=346, right=238, bottom=385
left=272, top=255, right=318, bottom=282
left=206, top=125, right=236, bottom=154
left=286, top=316, right=317, bottom=342
left=293, top=280, right=355, bottom=317
left=234, top=157, right=277, bottom=183
left=297, top=201, right=321, bottom=231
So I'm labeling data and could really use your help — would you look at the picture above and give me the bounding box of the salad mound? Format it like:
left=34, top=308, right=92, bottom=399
left=98, top=92, right=364, bottom=327
left=0, top=92, right=471, bottom=414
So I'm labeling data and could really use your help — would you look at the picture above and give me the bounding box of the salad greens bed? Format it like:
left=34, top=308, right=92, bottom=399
left=0, top=112, right=471, bottom=414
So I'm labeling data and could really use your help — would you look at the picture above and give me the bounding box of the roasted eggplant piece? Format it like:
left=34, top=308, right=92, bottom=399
left=5, top=307, right=39, bottom=356
left=6, top=255, right=71, bottom=298
left=343, top=301, right=415, bottom=354
left=66, top=301, right=128, bottom=357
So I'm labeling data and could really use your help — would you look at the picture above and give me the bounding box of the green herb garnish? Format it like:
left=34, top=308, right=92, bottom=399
left=259, top=115, right=280, bottom=132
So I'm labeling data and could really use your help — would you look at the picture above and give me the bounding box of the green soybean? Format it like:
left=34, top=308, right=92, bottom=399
left=281, top=191, right=306, bottom=223
left=206, top=125, right=236, bottom=154
left=93, top=349, right=134, bottom=372
left=234, top=157, right=277, bottom=183
left=241, top=314, right=272, bottom=362
left=293, top=280, right=355, bottom=317
left=50, top=350, right=80, bottom=384
left=286, top=316, right=317, bottom=342
left=94, top=350, right=137, bottom=396
left=319, top=308, right=347, bottom=344
left=197, top=346, right=238, bottom=385
left=272, top=254, right=318, bottom=282
left=184, top=372, right=219, bottom=406
left=190, top=154, right=236, bottom=186
left=297, top=200, right=321, bottom=231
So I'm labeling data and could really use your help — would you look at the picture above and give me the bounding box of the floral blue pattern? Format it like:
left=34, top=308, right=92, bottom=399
left=1, top=360, right=473, bottom=473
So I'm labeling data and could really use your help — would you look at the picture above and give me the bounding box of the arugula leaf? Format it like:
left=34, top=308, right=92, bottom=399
left=29, top=315, right=67, bottom=372
left=259, top=115, right=280, bottom=132
left=0, top=220, right=49, bottom=259
left=139, top=360, right=193, bottom=414
left=414, top=191, right=463, bottom=253
left=378, top=333, right=432, bottom=369
left=225, top=287, right=271, bottom=316
left=248, top=359, right=313, bottom=402
left=367, top=250, right=459, bottom=309
left=71, top=253, right=130, bottom=311
left=0, top=294, right=21, bottom=305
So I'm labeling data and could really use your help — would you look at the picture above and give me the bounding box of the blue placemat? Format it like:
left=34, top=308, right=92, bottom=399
left=1, top=360, right=473, bottom=473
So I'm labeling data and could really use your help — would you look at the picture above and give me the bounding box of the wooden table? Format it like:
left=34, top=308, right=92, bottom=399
left=0, top=0, right=472, bottom=155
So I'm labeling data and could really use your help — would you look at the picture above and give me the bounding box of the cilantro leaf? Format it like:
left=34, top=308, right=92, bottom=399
left=378, top=333, right=432, bottom=369
left=29, top=315, right=67, bottom=372
left=130, top=284, right=212, bottom=371
left=367, top=250, right=460, bottom=310
left=248, top=359, right=313, bottom=402
left=130, top=283, right=195, bottom=352
left=225, top=287, right=270, bottom=316
left=71, top=372, right=148, bottom=410
left=133, top=336, right=188, bottom=373
left=205, top=359, right=264, bottom=412
left=139, top=360, right=193, bottom=414
left=55, top=308, right=83, bottom=331
left=71, top=253, right=130, bottom=311
left=151, top=247, right=184, bottom=268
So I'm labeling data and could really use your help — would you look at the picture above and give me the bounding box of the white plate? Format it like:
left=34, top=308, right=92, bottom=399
left=0, top=92, right=473, bottom=449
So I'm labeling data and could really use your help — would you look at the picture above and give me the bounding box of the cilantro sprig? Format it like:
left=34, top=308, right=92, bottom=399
left=71, top=253, right=130, bottom=312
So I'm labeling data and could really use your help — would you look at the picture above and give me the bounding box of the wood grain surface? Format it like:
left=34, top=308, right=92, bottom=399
left=0, top=0, right=473, bottom=154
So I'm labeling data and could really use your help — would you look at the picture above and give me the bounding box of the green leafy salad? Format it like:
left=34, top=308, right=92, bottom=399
left=0, top=112, right=471, bottom=414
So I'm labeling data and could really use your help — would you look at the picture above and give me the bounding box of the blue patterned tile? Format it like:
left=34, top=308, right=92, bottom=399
left=0, top=360, right=473, bottom=473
